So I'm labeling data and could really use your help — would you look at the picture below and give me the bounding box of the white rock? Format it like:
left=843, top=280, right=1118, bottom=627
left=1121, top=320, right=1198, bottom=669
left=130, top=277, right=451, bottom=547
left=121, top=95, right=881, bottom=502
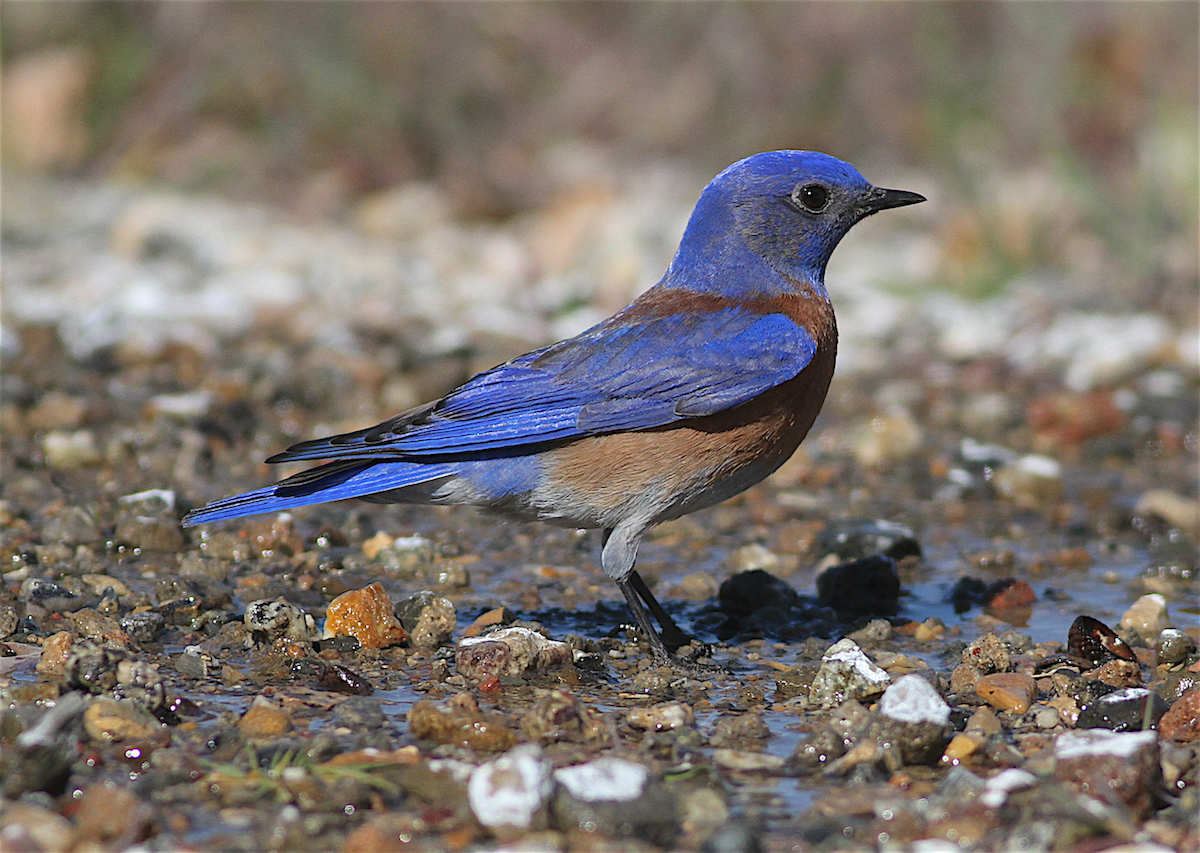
left=879, top=674, right=950, bottom=726
left=980, top=767, right=1037, bottom=808
left=553, top=757, right=647, bottom=802
left=1054, top=729, right=1158, bottom=761
left=467, top=744, right=551, bottom=829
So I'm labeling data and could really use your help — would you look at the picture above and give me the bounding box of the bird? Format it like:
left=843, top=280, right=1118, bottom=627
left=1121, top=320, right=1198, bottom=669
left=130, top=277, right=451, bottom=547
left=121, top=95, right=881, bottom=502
left=183, top=150, right=925, bottom=670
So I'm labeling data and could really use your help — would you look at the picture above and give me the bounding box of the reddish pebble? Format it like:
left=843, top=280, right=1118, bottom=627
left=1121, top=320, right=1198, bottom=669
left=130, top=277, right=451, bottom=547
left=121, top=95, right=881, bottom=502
left=324, top=583, right=408, bottom=649
left=985, top=579, right=1036, bottom=609
left=975, top=673, right=1037, bottom=714
left=480, top=675, right=502, bottom=693
left=1158, top=688, right=1200, bottom=743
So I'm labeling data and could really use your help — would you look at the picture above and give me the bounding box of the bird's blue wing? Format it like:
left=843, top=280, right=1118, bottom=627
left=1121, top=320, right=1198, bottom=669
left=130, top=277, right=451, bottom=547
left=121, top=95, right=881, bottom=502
left=272, top=307, right=816, bottom=462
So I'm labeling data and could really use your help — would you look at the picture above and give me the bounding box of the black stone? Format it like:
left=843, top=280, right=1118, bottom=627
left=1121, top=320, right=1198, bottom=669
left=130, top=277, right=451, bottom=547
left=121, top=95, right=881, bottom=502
left=816, top=555, right=901, bottom=617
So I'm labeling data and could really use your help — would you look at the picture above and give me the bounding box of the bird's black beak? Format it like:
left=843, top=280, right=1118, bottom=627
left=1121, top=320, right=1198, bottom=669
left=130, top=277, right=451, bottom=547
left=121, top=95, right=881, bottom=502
left=861, top=186, right=926, bottom=215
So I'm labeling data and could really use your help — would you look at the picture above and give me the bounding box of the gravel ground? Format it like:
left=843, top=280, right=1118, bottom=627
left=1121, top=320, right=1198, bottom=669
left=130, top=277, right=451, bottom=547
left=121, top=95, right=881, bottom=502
left=1, top=162, right=1198, bottom=852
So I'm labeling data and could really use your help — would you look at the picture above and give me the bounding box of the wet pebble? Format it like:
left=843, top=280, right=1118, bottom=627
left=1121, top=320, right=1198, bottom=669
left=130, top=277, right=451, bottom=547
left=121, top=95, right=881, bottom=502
left=174, top=645, right=219, bottom=678
left=626, top=701, right=695, bottom=732
left=552, top=757, right=680, bottom=846
left=1053, top=729, right=1161, bottom=817
left=1157, top=687, right=1200, bottom=742
left=115, top=489, right=184, bottom=552
left=717, top=569, right=798, bottom=617
left=324, top=583, right=408, bottom=649
left=41, top=429, right=101, bottom=468
left=1119, top=593, right=1172, bottom=640
left=332, top=695, right=386, bottom=730
left=467, top=744, right=551, bottom=831
left=244, top=598, right=313, bottom=644
left=815, top=555, right=901, bottom=617
left=519, top=688, right=608, bottom=744
left=975, top=672, right=1037, bottom=714
left=814, top=517, right=921, bottom=562
left=407, top=693, right=517, bottom=752
left=1156, top=628, right=1196, bottom=664
left=42, top=505, right=99, bottom=546
left=455, top=625, right=572, bottom=680
left=72, top=781, right=154, bottom=848
left=809, top=638, right=890, bottom=707
left=1076, top=687, right=1168, bottom=731
left=872, top=673, right=952, bottom=765
left=393, top=589, right=456, bottom=649
left=120, top=610, right=165, bottom=644
left=961, top=633, right=1011, bottom=674
left=83, top=696, right=167, bottom=743
left=237, top=695, right=293, bottom=738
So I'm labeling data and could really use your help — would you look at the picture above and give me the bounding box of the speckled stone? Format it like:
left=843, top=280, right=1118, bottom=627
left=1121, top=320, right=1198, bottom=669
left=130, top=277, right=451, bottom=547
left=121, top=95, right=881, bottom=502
left=1054, top=729, right=1160, bottom=817
left=455, top=626, right=572, bottom=680
left=324, top=583, right=408, bottom=649
left=1158, top=687, right=1200, bottom=743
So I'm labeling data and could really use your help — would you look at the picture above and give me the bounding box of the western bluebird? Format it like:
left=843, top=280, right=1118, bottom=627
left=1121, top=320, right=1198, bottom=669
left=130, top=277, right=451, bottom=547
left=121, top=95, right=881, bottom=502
left=183, top=150, right=925, bottom=669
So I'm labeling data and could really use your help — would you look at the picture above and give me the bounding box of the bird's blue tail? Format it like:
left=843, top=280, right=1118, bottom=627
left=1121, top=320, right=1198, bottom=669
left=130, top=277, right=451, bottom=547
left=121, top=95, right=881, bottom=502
left=181, top=460, right=452, bottom=526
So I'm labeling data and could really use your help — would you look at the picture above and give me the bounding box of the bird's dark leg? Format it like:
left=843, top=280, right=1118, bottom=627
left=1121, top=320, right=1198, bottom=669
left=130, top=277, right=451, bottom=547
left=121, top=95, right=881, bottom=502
left=616, top=575, right=675, bottom=666
left=602, top=528, right=719, bottom=673
left=628, top=570, right=692, bottom=651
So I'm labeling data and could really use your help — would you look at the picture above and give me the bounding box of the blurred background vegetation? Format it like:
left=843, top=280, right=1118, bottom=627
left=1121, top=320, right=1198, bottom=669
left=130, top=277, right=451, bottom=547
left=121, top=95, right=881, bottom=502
left=2, top=1, right=1197, bottom=314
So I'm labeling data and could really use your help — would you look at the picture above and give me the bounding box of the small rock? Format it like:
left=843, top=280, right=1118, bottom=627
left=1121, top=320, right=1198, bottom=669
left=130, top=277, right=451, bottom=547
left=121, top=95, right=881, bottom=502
left=20, top=577, right=82, bottom=612
left=676, top=570, right=720, bottom=600
left=1054, top=729, right=1161, bottom=817
left=35, top=631, right=75, bottom=675
left=846, top=618, right=893, bottom=646
left=84, top=697, right=167, bottom=743
left=462, top=606, right=518, bottom=638
left=175, top=645, right=219, bottom=678
left=455, top=626, right=572, bottom=680
left=332, top=696, right=386, bottom=730
left=809, top=638, right=891, bottom=707
left=467, top=744, right=551, bottom=830
left=814, top=518, right=921, bottom=562
left=850, top=411, right=923, bottom=466
left=394, top=590, right=456, bottom=649
left=1157, top=687, right=1200, bottom=743
left=72, top=781, right=154, bottom=847
left=120, top=610, right=165, bottom=644
left=552, top=757, right=681, bottom=846
left=1156, top=628, right=1196, bottom=664
left=1119, top=593, right=1171, bottom=639
left=324, top=583, right=408, bottom=649
left=65, top=608, right=132, bottom=647
left=0, top=802, right=74, bottom=851
left=42, top=429, right=102, bottom=468
left=238, top=696, right=293, bottom=738
left=712, top=749, right=785, bottom=773
left=407, top=693, right=517, bottom=752
left=1135, top=489, right=1200, bottom=536
left=115, top=489, right=184, bottom=552
left=520, top=689, right=608, bottom=744
left=554, top=756, right=647, bottom=802
left=717, top=569, right=799, bottom=617
left=961, top=633, right=1010, bottom=674
left=983, top=579, right=1036, bottom=610
left=1077, top=687, right=1168, bottom=731
left=787, top=699, right=872, bottom=774
left=726, top=543, right=781, bottom=573
left=872, top=674, right=951, bottom=765
left=816, top=555, right=901, bottom=617
left=374, top=534, right=436, bottom=578
left=42, top=505, right=100, bottom=546
left=626, top=701, right=695, bottom=732
left=710, top=713, right=770, bottom=747
left=975, top=673, right=1037, bottom=714
left=244, top=598, right=313, bottom=644
left=991, top=453, right=1063, bottom=508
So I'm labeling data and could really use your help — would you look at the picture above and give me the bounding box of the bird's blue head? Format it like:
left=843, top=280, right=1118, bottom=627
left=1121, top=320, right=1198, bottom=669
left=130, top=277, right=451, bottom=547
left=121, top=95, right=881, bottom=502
left=667, top=150, right=924, bottom=297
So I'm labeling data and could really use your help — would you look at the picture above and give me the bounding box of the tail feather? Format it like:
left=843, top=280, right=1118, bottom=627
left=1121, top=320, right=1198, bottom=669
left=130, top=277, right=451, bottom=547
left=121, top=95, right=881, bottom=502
left=182, top=460, right=452, bottom=526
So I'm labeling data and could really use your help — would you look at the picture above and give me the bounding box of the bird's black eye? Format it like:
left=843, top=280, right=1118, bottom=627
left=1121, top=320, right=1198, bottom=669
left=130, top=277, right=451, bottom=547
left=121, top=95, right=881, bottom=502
left=792, top=183, right=830, bottom=213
